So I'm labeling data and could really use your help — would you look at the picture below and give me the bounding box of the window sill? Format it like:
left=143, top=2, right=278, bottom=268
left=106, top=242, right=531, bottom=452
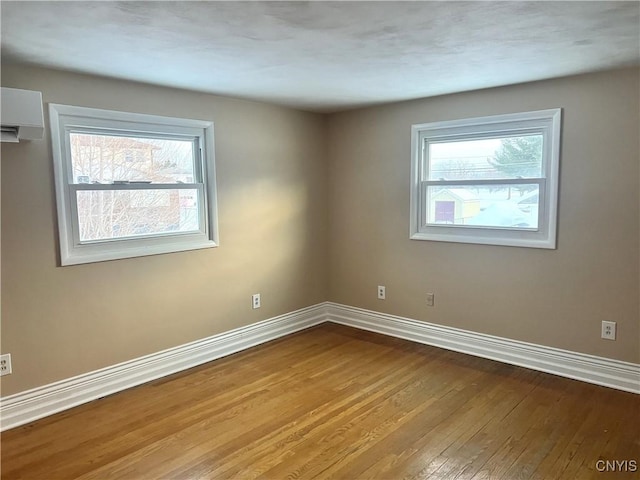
left=410, top=230, right=556, bottom=249
left=61, top=237, right=219, bottom=266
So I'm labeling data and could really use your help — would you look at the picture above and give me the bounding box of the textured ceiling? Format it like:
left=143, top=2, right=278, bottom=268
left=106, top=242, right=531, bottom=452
left=1, top=1, right=639, bottom=112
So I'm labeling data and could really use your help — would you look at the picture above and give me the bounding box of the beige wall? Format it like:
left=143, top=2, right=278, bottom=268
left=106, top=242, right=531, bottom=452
left=0, top=64, right=329, bottom=395
left=327, top=68, right=639, bottom=363
left=1, top=65, right=638, bottom=399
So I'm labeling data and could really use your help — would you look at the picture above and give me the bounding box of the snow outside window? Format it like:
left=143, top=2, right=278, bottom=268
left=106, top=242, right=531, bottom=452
left=410, top=109, right=561, bottom=249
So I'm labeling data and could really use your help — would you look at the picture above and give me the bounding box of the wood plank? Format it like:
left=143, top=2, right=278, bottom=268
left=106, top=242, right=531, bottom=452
left=2, top=324, right=638, bottom=480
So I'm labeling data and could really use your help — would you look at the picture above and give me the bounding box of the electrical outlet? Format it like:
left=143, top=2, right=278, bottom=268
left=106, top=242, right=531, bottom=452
left=426, top=292, right=435, bottom=307
left=601, top=321, right=616, bottom=340
left=377, top=285, right=386, bottom=300
left=0, top=354, right=12, bottom=376
left=252, top=293, right=261, bottom=309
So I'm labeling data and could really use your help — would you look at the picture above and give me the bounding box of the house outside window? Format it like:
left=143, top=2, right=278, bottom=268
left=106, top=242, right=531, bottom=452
left=49, top=104, right=219, bottom=265
left=410, top=109, right=561, bottom=249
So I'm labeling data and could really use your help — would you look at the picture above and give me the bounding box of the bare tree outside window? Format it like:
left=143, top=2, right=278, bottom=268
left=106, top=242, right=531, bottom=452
left=70, top=134, right=199, bottom=241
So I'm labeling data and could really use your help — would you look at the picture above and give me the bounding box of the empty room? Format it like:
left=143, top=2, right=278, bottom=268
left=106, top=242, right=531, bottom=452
left=1, top=1, right=639, bottom=479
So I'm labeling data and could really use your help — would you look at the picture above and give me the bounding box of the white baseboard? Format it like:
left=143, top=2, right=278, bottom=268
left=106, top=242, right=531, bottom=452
left=326, top=303, right=640, bottom=395
left=0, top=304, right=327, bottom=432
left=2, top=301, right=638, bottom=431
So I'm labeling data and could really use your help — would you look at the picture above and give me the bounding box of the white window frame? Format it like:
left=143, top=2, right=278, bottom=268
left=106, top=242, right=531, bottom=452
left=49, top=104, right=219, bottom=265
left=410, top=109, right=561, bottom=249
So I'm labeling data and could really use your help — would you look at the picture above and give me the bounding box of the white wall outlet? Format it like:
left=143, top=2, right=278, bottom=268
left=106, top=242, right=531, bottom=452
left=0, top=354, right=12, bottom=376
left=601, top=321, right=616, bottom=340
left=426, top=292, right=435, bottom=307
left=252, top=293, right=261, bottom=309
left=377, top=285, right=386, bottom=300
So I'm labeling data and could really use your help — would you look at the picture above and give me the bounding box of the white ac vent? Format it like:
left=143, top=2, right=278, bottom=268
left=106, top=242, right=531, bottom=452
left=0, top=87, right=44, bottom=142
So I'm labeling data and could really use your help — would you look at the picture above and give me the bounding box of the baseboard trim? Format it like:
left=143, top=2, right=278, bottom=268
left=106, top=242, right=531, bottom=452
left=3, top=301, right=638, bottom=431
left=326, top=302, right=640, bottom=395
left=0, top=303, right=327, bottom=432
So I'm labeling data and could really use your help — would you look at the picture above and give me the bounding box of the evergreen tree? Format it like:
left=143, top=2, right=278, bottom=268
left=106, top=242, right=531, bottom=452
left=489, top=135, right=542, bottom=178
left=489, top=135, right=542, bottom=197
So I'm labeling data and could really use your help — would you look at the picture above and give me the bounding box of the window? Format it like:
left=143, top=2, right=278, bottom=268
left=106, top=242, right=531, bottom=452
left=410, top=109, right=561, bottom=249
left=49, top=104, right=219, bottom=265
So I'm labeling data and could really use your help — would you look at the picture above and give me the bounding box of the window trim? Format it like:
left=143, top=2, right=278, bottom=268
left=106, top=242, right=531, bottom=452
left=410, top=109, right=561, bottom=249
left=49, top=104, right=219, bottom=265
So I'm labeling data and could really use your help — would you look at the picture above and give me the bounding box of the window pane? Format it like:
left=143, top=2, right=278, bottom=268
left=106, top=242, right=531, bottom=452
left=428, top=135, right=543, bottom=180
left=426, top=185, right=539, bottom=229
left=70, top=133, right=196, bottom=184
left=76, top=189, right=200, bottom=241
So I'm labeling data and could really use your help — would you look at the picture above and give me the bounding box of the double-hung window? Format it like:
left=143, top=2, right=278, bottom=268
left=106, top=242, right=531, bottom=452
left=50, top=104, right=219, bottom=265
left=410, top=109, right=561, bottom=249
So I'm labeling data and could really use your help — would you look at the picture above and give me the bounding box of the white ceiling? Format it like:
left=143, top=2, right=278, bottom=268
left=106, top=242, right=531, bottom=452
left=1, top=1, right=639, bottom=112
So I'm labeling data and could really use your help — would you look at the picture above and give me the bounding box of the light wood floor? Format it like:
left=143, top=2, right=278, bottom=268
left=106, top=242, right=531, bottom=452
left=2, top=324, right=638, bottom=479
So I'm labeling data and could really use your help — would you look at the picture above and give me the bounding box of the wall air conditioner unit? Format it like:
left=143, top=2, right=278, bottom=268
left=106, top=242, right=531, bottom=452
left=1, top=87, right=45, bottom=143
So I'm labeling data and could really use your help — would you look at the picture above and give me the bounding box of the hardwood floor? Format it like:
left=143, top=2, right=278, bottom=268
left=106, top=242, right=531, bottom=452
left=2, top=323, right=638, bottom=479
